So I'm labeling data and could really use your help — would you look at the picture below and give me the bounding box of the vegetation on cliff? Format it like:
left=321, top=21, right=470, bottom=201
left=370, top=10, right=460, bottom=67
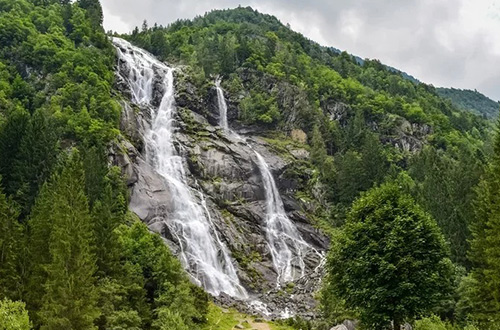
left=0, top=0, right=208, bottom=329
left=0, top=1, right=499, bottom=329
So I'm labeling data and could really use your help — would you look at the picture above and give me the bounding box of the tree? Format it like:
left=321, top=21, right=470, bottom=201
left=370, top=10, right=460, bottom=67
left=459, top=120, right=500, bottom=327
left=152, top=308, right=188, bottom=330
left=310, top=124, right=327, bottom=167
left=0, top=299, right=31, bottom=330
left=0, top=106, right=30, bottom=194
left=11, top=109, right=59, bottom=218
left=0, top=182, right=23, bottom=300
left=323, top=182, right=453, bottom=329
left=36, top=150, right=99, bottom=329
left=77, top=0, right=103, bottom=29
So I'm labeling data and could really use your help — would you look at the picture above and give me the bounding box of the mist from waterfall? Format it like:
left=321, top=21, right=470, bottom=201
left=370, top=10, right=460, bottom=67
left=215, top=80, right=316, bottom=285
left=113, top=37, right=247, bottom=299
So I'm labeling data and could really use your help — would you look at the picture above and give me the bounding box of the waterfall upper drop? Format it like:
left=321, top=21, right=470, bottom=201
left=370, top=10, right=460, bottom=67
left=215, top=80, right=317, bottom=285
left=113, top=38, right=247, bottom=299
left=215, top=78, right=228, bottom=130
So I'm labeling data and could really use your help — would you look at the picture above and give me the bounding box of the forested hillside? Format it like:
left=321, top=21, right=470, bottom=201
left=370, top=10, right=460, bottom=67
left=125, top=6, right=492, bottom=266
left=0, top=1, right=208, bottom=329
left=437, top=87, right=499, bottom=119
left=1, top=1, right=499, bottom=330
left=122, top=7, right=500, bottom=329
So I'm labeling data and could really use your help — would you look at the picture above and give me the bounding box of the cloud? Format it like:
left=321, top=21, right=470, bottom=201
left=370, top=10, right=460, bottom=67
left=101, top=0, right=500, bottom=101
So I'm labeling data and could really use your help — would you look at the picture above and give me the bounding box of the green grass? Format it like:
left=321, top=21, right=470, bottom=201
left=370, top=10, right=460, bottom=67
left=201, top=303, right=295, bottom=330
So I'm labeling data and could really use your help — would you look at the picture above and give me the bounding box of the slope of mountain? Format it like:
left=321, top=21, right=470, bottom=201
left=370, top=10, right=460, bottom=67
left=0, top=1, right=497, bottom=329
left=124, top=6, right=492, bottom=265
left=437, top=87, right=499, bottom=118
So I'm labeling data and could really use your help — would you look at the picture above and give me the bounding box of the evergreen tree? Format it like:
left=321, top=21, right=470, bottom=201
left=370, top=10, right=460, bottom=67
left=323, top=182, right=454, bottom=329
left=310, top=124, right=327, bottom=167
left=11, top=109, right=59, bottom=218
left=460, top=120, right=500, bottom=327
left=37, top=150, right=99, bottom=329
left=0, top=181, right=23, bottom=301
left=0, top=107, right=30, bottom=194
left=77, top=0, right=103, bottom=29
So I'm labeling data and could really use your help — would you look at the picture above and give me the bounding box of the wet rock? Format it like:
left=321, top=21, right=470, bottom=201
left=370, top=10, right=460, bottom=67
left=115, top=61, right=329, bottom=320
left=330, top=325, right=349, bottom=330
left=343, top=320, right=358, bottom=330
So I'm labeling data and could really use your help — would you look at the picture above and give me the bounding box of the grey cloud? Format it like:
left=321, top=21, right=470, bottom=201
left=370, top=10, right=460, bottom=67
left=101, top=0, right=500, bottom=101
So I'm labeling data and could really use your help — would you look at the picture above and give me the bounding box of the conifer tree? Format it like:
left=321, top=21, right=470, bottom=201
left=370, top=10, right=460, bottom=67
left=36, top=150, right=99, bottom=329
left=26, top=171, right=61, bottom=316
left=310, top=124, right=327, bottom=168
left=460, top=120, right=500, bottom=327
left=0, top=106, right=30, bottom=194
left=0, top=181, right=23, bottom=301
left=11, top=109, right=59, bottom=218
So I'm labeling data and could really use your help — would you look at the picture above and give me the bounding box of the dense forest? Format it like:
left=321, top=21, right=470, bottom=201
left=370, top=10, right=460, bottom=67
left=0, top=1, right=208, bottom=329
left=1, top=1, right=500, bottom=329
left=437, top=87, right=499, bottom=119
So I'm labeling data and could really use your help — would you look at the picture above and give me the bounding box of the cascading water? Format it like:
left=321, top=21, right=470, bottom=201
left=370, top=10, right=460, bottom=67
left=113, top=37, right=247, bottom=299
left=215, top=80, right=319, bottom=285
left=254, top=153, right=310, bottom=283
left=215, top=77, right=228, bottom=130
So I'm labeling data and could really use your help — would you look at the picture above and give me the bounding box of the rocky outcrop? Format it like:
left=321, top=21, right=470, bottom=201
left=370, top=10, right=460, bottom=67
left=113, top=65, right=329, bottom=319
left=382, top=117, right=432, bottom=152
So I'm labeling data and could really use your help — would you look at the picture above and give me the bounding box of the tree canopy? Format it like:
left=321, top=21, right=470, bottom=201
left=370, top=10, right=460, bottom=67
left=323, top=182, right=454, bottom=329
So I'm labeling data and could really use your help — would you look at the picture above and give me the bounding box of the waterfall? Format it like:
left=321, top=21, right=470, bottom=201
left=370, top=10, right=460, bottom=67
left=215, top=80, right=318, bottom=285
left=215, top=77, right=228, bottom=130
left=113, top=37, right=247, bottom=299
left=253, top=153, right=310, bottom=283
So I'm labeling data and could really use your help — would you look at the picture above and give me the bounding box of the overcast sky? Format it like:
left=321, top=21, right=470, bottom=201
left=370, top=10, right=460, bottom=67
left=101, top=0, right=500, bottom=101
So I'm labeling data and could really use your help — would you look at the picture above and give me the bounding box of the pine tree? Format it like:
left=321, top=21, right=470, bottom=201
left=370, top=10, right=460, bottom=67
left=11, top=109, right=59, bottom=218
left=0, top=181, right=23, bottom=301
left=0, top=106, right=30, bottom=194
left=36, top=150, right=100, bottom=329
left=77, top=0, right=103, bottom=29
left=91, top=186, right=121, bottom=277
left=460, top=120, right=500, bottom=327
left=26, top=169, right=63, bottom=317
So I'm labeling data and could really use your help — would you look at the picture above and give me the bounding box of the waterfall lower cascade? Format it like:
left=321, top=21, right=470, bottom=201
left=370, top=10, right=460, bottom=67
left=113, top=37, right=247, bottom=299
left=215, top=80, right=320, bottom=285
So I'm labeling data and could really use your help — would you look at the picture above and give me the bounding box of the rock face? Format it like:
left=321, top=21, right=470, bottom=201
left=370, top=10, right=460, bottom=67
left=113, top=65, right=329, bottom=319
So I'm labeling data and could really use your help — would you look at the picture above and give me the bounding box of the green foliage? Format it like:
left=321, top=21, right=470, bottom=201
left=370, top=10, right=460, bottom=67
left=115, top=221, right=209, bottom=328
left=152, top=308, right=189, bottom=330
left=0, top=183, right=23, bottom=301
left=36, top=150, right=99, bottom=329
left=239, top=89, right=280, bottom=125
left=0, top=299, right=31, bottom=330
left=0, top=1, right=211, bottom=329
left=459, top=119, right=500, bottom=328
left=0, top=0, right=119, bottom=148
left=414, top=315, right=479, bottom=330
left=437, top=87, right=499, bottom=119
left=323, top=182, right=454, bottom=329
left=409, top=140, right=485, bottom=266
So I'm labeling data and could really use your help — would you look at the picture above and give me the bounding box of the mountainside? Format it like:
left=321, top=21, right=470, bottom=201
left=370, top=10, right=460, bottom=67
left=437, top=87, right=499, bottom=118
left=123, top=6, right=492, bottom=265
left=0, top=2, right=499, bottom=330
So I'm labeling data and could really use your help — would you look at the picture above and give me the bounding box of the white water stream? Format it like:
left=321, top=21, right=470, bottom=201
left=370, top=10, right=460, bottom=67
left=113, top=38, right=247, bottom=298
left=215, top=80, right=320, bottom=285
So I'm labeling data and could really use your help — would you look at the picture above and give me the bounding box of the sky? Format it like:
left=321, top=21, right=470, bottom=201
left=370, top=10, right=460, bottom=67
left=101, top=0, right=500, bottom=101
